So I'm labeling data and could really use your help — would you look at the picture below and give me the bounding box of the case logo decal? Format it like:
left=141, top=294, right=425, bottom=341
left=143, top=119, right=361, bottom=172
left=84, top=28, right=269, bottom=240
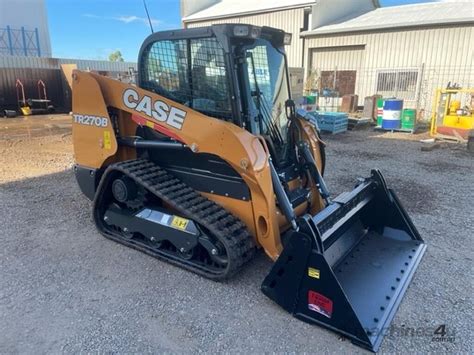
left=123, top=88, right=187, bottom=130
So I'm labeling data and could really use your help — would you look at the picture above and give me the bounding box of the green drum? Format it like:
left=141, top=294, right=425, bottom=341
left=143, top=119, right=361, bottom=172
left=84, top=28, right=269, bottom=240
left=376, top=98, right=384, bottom=127
left=306, top=95, right=316, bottom=104
left=401, top=109, right=416, bottom=130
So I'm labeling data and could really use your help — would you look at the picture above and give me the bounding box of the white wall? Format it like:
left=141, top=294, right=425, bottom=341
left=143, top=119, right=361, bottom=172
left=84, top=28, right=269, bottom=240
left=311, top=0, right=376, bottom=30
left=185, top=7, right=308, bottom=67
left=180, top=0, right=220, bottom=19
left=0, top=0, right=52, bottom=57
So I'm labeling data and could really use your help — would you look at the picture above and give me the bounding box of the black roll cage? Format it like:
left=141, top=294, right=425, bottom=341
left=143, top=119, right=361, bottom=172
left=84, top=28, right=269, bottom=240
left=137, top=24, right=292, bottom=129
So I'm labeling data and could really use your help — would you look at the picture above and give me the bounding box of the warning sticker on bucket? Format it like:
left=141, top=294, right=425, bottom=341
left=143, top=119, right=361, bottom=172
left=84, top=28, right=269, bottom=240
left=308, top=291, right=333, bottom=318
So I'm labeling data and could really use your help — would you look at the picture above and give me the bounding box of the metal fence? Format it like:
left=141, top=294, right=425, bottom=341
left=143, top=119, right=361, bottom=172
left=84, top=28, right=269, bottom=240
left=0, top=26, right=41, bottom=57
left=375, top=68, right=420, bottom=101
left=304, top=64, right=473, bottom=121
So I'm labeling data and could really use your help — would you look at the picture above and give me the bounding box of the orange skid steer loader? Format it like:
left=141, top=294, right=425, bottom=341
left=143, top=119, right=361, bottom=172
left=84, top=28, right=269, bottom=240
left=72, top=25, right=426, bottom=351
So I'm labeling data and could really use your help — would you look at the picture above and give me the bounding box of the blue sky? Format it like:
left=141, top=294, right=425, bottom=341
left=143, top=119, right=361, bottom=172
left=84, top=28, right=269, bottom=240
left=46, top=0, right=436, bottom=62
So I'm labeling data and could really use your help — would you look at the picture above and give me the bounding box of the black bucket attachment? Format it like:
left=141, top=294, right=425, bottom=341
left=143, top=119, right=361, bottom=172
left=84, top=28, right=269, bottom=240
left=262, top=170, right=426, bottom=352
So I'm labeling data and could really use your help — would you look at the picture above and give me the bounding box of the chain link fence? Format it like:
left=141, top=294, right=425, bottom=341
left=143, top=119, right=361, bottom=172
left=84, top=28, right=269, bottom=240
left=304, top=64, right=473, bottom=121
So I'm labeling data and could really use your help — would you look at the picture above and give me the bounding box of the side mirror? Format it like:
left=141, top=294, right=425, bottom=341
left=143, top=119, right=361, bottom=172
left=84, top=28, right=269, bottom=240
left=285, top=99, right=295, bottom=120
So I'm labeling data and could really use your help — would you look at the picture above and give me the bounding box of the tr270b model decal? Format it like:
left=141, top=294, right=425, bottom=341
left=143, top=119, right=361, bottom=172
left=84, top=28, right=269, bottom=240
left=73, top=114, right=108, bottom=127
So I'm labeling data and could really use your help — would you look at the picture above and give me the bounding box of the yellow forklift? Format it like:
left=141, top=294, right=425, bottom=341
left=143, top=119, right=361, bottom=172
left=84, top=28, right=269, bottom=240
left=430, top=86, right=474, bottom=144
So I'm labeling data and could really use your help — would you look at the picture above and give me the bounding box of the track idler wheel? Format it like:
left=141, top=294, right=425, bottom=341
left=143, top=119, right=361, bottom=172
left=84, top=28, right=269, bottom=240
left=112, top=176, right=137, bottom=203
left=112, top=176, right=145, bottom=210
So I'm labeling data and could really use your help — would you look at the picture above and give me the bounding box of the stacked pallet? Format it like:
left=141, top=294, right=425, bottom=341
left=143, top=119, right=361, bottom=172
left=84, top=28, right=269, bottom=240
left=306, top=111, right=349, bottom=134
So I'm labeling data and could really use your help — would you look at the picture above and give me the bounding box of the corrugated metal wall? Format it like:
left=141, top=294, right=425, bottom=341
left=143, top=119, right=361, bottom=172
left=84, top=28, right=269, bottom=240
left=0, top=67, right=64, bottom=110
left=304, top=25, right=474, bottom=118
left=0, top=56, right=137, bottom=71
left=310, top=45, right=365, bottom=70
left=0, top=56, right=138, bottom=110
left=57, top=58, right=137, bottom=72
left=185, top=7, right=307, bottom=68
left=0, top=56, right=58, bottom=69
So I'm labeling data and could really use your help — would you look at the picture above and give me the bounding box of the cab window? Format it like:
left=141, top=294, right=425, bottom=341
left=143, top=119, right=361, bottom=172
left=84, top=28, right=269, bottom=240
left=141, top=37, right=232, bottom=120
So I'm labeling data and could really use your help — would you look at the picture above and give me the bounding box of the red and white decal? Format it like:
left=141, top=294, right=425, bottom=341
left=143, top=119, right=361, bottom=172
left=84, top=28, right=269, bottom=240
left=131, top=114, right=184, bottom=143
left=308, top=290, right=333, bottom=319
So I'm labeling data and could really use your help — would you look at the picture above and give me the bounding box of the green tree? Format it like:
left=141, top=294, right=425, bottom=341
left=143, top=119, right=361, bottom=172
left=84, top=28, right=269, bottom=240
left=109, top=50, right=124, bottom=62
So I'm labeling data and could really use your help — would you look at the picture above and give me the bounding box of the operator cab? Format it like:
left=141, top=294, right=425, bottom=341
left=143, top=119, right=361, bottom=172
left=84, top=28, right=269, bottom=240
left=138, top=24, right=294, bottom=168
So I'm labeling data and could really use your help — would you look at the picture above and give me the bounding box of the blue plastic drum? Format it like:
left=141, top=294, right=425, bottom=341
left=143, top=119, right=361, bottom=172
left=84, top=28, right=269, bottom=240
left=382, top=99, right=403, bottom=130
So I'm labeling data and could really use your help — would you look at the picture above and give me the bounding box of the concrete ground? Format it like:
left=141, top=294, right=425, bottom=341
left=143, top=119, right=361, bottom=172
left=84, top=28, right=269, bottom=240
left=0, top=115, right=472, bottom=353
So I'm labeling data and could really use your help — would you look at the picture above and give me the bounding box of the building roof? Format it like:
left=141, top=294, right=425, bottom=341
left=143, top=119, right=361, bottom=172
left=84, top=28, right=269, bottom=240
left=302, top=0, right=474, bottom=36
left=183, top=0, right=315, bottom=22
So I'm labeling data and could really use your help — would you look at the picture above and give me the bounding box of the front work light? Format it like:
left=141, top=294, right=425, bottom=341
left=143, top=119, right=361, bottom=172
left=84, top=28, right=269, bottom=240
left=233, top=25, right=250, bottom=36
left=250, top=27, right=261, bottom=38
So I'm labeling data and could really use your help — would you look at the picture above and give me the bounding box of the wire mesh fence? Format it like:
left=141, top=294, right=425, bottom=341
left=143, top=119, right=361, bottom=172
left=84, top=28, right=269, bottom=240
left=304, top=64, right=473, bottom=121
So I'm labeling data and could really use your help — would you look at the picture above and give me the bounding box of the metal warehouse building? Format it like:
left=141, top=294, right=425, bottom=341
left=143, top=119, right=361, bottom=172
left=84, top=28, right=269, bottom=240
left=182, top=0, right=474, bottom=119
left=181, top=0, right=379, bottom=68
left=302, top=0, right=474, bottom=118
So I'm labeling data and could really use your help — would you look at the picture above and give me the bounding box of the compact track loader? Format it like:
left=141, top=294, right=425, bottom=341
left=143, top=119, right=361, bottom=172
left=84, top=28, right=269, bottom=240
left=72, top=25, right=426, bottom=352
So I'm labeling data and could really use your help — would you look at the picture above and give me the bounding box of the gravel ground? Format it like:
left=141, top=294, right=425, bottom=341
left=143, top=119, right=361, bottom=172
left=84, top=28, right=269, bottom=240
left=0, top=118, right=472, bottom=353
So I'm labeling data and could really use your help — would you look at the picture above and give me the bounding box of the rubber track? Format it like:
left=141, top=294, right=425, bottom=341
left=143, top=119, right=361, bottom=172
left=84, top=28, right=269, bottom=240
left=93, top=159, right=255, bottom=280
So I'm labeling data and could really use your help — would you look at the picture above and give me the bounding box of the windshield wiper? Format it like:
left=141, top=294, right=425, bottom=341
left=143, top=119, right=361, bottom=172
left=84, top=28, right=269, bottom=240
left=247, top=52, right=284, bottom=146
left=259, top=91, right=284, bottom=146
left=247, top=52, right=265, bottom=135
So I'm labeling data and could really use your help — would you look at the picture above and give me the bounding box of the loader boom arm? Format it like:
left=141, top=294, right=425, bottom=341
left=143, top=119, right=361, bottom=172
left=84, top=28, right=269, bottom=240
left=73, top=70, right=286, bottom=257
